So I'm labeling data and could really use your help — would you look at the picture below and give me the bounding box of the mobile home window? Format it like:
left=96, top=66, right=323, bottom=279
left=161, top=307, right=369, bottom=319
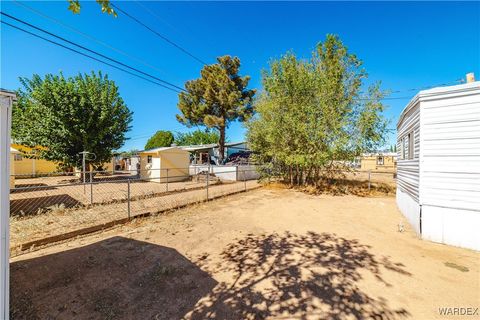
left=400, top=138, right=405, bottom=160
left=408, top=132, right=414, bottom=159
left=147, top=155, right=152, bottom=164
left=404, top=135, right=409, bottom=159
left=377, top=156, right=384, bottom=165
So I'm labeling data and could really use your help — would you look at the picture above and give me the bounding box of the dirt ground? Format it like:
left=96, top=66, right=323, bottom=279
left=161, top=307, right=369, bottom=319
left=10, top=180, right=259, bottom=252
left=10, top=187, right=479, bottom=320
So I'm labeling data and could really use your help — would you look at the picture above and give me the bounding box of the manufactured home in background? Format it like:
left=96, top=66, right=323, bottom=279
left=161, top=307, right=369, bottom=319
left=9, top=147, right=19, bottom=188
left=10, top=143, right=58, bottom=176
left=138, top=147, right=189, bottom=183
left=360, top=152, right=397, bottom=172
left=396, top=78, right=480, bottom=251
left=181, top=141, right=250, bottom=165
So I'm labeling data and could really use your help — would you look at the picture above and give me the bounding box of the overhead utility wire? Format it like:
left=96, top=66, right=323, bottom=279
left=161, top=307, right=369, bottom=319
left=1, top=12, right=185, bottom=92
left=387, top=80, right=463, bottom=94
left=1, top=21, right=181, bottom=93
left=12, top=0, right=171, bottom=77
left=111, top=3, right=208, bottom=65
left=359, top=80, right=462, bottom=98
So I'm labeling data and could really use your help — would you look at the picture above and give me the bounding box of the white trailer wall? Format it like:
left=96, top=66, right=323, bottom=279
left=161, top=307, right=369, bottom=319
left=396, top=82, right=480, bottom=251
left=0, top=92, right=14, bottom=320
left=419, top=83, right=480, bottom=250
left=396, top=98, right=422, bottom=234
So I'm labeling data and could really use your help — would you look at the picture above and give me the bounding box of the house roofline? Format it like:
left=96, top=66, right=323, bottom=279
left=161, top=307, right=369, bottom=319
left=397, top=81, right=480, bottom=129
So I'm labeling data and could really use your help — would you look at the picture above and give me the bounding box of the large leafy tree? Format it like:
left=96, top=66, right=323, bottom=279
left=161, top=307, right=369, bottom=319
left=177, top=55, right=255, bottom=162
left=144, top=130, right=174, bottom=150
left=247, top=35, right=388, bottom=185
left=174, top=129, right=220, bottom=146
left=13, top=72, right=133, bottom=170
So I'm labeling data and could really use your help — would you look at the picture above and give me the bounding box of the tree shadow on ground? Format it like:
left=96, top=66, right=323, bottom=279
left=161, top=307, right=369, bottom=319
left=10, top=237, right=217, bottom=320
left=10, top=183, right=57, bottom=193
left=190, top=232, right=411, bottom=320
left=10, top=194, right=82, bottom=216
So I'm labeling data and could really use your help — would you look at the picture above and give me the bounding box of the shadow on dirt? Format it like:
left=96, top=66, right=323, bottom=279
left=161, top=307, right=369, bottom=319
left=10, top=237, right=217, bottom=320
left=10, top=194, right=82, bottom=216
left=190, top=231, right=411, bottom=319
left=11, top=232, right=412, bottom=320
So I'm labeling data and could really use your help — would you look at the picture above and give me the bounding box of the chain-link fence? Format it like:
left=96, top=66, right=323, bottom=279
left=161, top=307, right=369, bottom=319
left=262, top=168, right=396, bottom=194
left=10, top=166, right=260, bottom=255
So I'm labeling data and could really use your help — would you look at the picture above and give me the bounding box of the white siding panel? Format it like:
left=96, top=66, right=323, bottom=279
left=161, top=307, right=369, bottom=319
left=423, top=156, right=480, bottom=173
left=397, top=101, right=420, bottom=201
left=420, top=86, right=480, bottom=212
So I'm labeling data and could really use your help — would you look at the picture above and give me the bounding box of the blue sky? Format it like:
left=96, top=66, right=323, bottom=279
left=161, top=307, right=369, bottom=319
left=1, top=1, right=479, bottom=151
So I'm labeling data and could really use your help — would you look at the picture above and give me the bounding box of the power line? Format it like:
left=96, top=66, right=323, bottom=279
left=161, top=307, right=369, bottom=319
left=12, top=0, right=172, bottom=78
left=111, top=2, right=208, bottom=65
left=356, top=96, right=413, bottom=101
left=1, top=12, right=185, bottom=92
left=132, top=0, right=220, bottom=60
left=387, top=80, right=463, bottom=94
left=133, top=0, right=180, bottom=35
left=1, top=20, right=182, bottom=93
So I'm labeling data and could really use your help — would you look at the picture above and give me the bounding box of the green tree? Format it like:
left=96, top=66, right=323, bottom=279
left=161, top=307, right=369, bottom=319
left=247, top=35, right=388, bottom=185
left=177, top=55, right=255, bottom=162
left=67, top=0, right=116, bottom=16
left=13, top=72, right=133, bottom=170
left=119, top=149, right=139, bottom=158
left=174, top=129, right=220, bottom=146
left=144, top=130, right=174, bottom=150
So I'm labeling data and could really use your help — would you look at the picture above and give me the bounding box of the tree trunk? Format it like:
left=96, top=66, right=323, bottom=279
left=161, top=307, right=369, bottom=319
left=218, top=126, right=226, bottom=164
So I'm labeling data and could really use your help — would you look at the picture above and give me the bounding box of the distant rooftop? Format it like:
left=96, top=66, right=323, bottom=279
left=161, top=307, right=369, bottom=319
left=139, top=146, right=183, bottom=153
left=180, top=141, right=247, bottom=152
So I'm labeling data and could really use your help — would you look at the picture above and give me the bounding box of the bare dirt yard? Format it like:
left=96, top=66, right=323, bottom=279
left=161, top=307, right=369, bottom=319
left=10, top=187, right=479, bottom=320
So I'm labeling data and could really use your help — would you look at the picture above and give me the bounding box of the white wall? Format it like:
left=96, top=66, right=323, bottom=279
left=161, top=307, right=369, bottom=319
left=396, top=98, right=421, bottom=202
left=0, top=93, right=14, bottom=320
left=396, top=96, right=422, bottom=238
left=396, top=188, right=421, bottom=235
left=422, top=205, right=480, bottom=251
left=397, top=82, right=480, bottom=251
left=418, top=83, right=480, bottom=251
left=189, top=165, right=259, bottom=181
left=420, top=87, right=480, bottom=212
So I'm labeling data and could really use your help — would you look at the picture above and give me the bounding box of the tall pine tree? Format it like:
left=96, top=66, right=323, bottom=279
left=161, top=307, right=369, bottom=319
left=177, top=56, right=255, bottom=163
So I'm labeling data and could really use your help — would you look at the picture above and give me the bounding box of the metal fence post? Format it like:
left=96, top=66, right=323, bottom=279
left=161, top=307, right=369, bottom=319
left=244, top=168, right=247, bottom=191
left=166, top=168, right=169, bottom=192
left=127, top=179, right=131, bottom=219
left=89, top=171, right=93, bottom=205
left=368, top=170, right=371, bottom=191
left=206, top=169, right=209, bottom=200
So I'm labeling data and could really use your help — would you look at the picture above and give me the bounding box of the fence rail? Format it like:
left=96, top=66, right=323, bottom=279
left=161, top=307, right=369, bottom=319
left=10, top=167, right=260, bottom=255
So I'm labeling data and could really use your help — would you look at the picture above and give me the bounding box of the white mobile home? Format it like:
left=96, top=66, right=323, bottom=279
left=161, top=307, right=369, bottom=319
left=396, top=81, right=480, bottom=251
